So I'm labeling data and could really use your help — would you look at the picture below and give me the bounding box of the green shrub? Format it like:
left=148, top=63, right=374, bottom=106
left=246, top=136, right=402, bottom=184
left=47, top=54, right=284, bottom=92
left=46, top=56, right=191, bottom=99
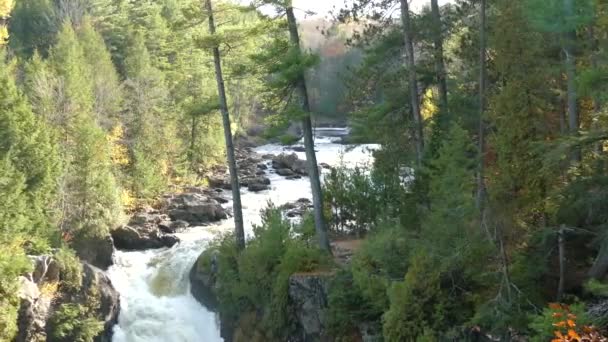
left=0, top=239, right=33, bottom=341
left=327, top=268, right=377, bottom=338
left=207, top=206, right=332, bottom=339
left=323, top=166, right=381, bottom=235
left=382, top=252, right=450, bottom=341
left=49, top=303, right=104, bottom=342
left=351, top=223, right=409, bottom=314
left=528, top=302, right=591, bottom=342
left=54, top=247, right=83, bottom=292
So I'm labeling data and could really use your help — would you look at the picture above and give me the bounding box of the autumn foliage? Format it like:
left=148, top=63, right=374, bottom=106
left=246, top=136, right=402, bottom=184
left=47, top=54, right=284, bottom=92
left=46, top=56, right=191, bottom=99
left=548, top=303, right=607, bottom=342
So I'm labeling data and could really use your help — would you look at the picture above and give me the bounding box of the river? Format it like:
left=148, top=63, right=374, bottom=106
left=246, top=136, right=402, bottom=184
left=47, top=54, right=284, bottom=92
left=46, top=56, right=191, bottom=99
left=107, top=128, right=378, bottom=342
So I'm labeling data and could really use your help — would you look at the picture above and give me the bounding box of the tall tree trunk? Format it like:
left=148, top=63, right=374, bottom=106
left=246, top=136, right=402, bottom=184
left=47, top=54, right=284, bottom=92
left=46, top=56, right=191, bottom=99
left=430, top=0, right=448, bottom=112
left=400, top=0, right=424, bottom=167
left=205, top=0, right=245, bottom=251
left=285, top=4, right=331, bottom=253
left=476, top=0, right=487, bottom=210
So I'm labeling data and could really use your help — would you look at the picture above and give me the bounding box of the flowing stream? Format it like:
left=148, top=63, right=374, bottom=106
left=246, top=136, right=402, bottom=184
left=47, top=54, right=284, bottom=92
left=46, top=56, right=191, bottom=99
left=107, top=128, right=378, bottom=342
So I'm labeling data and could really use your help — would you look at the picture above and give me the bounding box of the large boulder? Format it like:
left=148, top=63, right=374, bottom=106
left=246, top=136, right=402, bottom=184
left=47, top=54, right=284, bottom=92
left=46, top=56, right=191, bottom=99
left=189, top=250, right=220, bottom=311
left=246, top=176, right=271, bottom=192
left=288, top=273, right=333, bottom=342
left=72, top=233, right=115, bottom=270
left=111, top=225, right=179, bottom=250
left=16, top=276, right=49, bottom=342
left=272, top=153, right=308, bottom=176
left=16, top=257, right=120, bottom=342
left=82, top=264, right=120, bottom=342
left=166, top=193, right=227, bottom=225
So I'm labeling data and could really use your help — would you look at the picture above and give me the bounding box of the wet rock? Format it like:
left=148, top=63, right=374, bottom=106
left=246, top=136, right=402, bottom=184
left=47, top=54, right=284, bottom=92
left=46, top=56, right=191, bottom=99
left=111, top=225, right=179, bottom=250
left=158, top=220, right=189, bottom=234
left=81, top=264, right=120, bottom=342
left=248, top=182, right=270, bottom=192
left=277, top=168, right=295, bottom=177
left=272, top=153, right=308, bottom=176
left=257, top=163, right=268, bottom=170
left=212, top=195, right=229, bottom=204
left=30, top=255, right=60, bottom=284
left=209, top=176, right=232, bottom=190
left=189, top=250, right=219, bottom=311
left=289, top=146, right=306, bottom=152
left=280, top=198, right=312, bottom=218
left=16, top=276, right=49, bottom=342
left=319, top=163, right=332, bottom=170
left=255, top=170, right=266, bottom=176
left=165, top=193, right=227, bottom=225
left=286, top=175, right=302, bottom=180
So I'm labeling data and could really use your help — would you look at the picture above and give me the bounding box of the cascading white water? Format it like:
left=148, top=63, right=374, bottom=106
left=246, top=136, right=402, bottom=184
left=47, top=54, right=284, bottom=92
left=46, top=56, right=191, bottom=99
left=107, top=128, right=379, bottom=342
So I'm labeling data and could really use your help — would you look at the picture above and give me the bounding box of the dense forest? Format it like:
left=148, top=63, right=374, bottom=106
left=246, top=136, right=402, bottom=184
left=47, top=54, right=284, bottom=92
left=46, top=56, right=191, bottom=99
left=2, top=0, right=608, bottom=341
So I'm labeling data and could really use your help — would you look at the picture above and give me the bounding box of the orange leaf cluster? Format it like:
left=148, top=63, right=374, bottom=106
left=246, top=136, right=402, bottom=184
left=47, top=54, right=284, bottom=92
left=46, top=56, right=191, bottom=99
left=548, top=303, right=608, bottom=342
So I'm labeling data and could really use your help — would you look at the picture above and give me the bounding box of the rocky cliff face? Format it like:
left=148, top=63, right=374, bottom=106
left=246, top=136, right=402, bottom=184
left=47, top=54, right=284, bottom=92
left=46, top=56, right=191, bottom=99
left=189, top=252, right=336, bottom=342
left=16, top=255, right=120, bottom=342
left=288, top=273, right=333, bottom=342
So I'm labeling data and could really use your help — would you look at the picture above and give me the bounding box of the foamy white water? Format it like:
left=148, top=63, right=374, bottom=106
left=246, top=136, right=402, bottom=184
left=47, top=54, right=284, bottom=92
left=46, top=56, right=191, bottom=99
left=108, top=128, right=378, bottom=342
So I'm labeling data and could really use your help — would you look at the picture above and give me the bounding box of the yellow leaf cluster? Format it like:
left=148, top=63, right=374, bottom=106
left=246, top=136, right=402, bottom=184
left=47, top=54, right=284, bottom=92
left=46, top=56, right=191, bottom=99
left=0, top=0, right=13, bottom=46
left=40, top=281, right=59, bottom=299
left=106, top=124, right=130, bottom=167
left=421, top=88, right=438, bottom=121
left=120, top=189, right=137, bottom=212
left=0, top=0, right=13, bottom=17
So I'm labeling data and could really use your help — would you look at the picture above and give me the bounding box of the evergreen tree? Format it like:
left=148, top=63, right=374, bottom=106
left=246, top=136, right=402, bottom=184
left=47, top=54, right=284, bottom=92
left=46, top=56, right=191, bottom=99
left=49, top=21, right=94, bottom=133
left=78, top=17, right=122, bottom=129
left=203, top=0, right=245, bottom=251
left=0, top=54, right=60, bottom=235
left=488, top=0, right=555, bottom=220
left=400, top=0, right=424, bottom=167
left=24, top=51, right=60, bottom=123
left=123, top=32, right=172, bottom=199
left=8, top=0, right=57, bottom=56
left=0, top=53, right=56, bottom=341
left=46, top=22, right=122, bottom=262
left=255, top=0, right=331, bottom=252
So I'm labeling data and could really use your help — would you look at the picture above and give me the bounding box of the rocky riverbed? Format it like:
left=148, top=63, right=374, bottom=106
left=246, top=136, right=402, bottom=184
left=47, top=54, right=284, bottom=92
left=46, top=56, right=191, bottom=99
left=14, top=128, right=377, bottom=342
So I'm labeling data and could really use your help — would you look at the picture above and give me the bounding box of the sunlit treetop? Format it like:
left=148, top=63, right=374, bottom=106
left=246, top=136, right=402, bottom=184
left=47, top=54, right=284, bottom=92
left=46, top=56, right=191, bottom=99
left=0, top=0, right=14, bottom=45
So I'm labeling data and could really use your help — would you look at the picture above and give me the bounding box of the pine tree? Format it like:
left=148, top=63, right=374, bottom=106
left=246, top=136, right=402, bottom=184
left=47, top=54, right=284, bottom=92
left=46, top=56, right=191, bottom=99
left=0, top=54, right=61, bottom=234
left=24, top=51, right=60, bottom=123
left=44, top=22, right=123, bottom=264
left=8, top=0, right=57, bottom=56
left=255, top=0, right=332, bottom=252
left=203, top=0, right=245, bottom=251
left=123, top=32, right=171, bottom=199
left=400, top=0, right=424, bottom=167
left=0, top=54, right=56, bottom=341
left=488, top=0, right=554, bottom=218
left=49, top=21, right=94, bottom=134
left=78, top=17, right=122, bottom=129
